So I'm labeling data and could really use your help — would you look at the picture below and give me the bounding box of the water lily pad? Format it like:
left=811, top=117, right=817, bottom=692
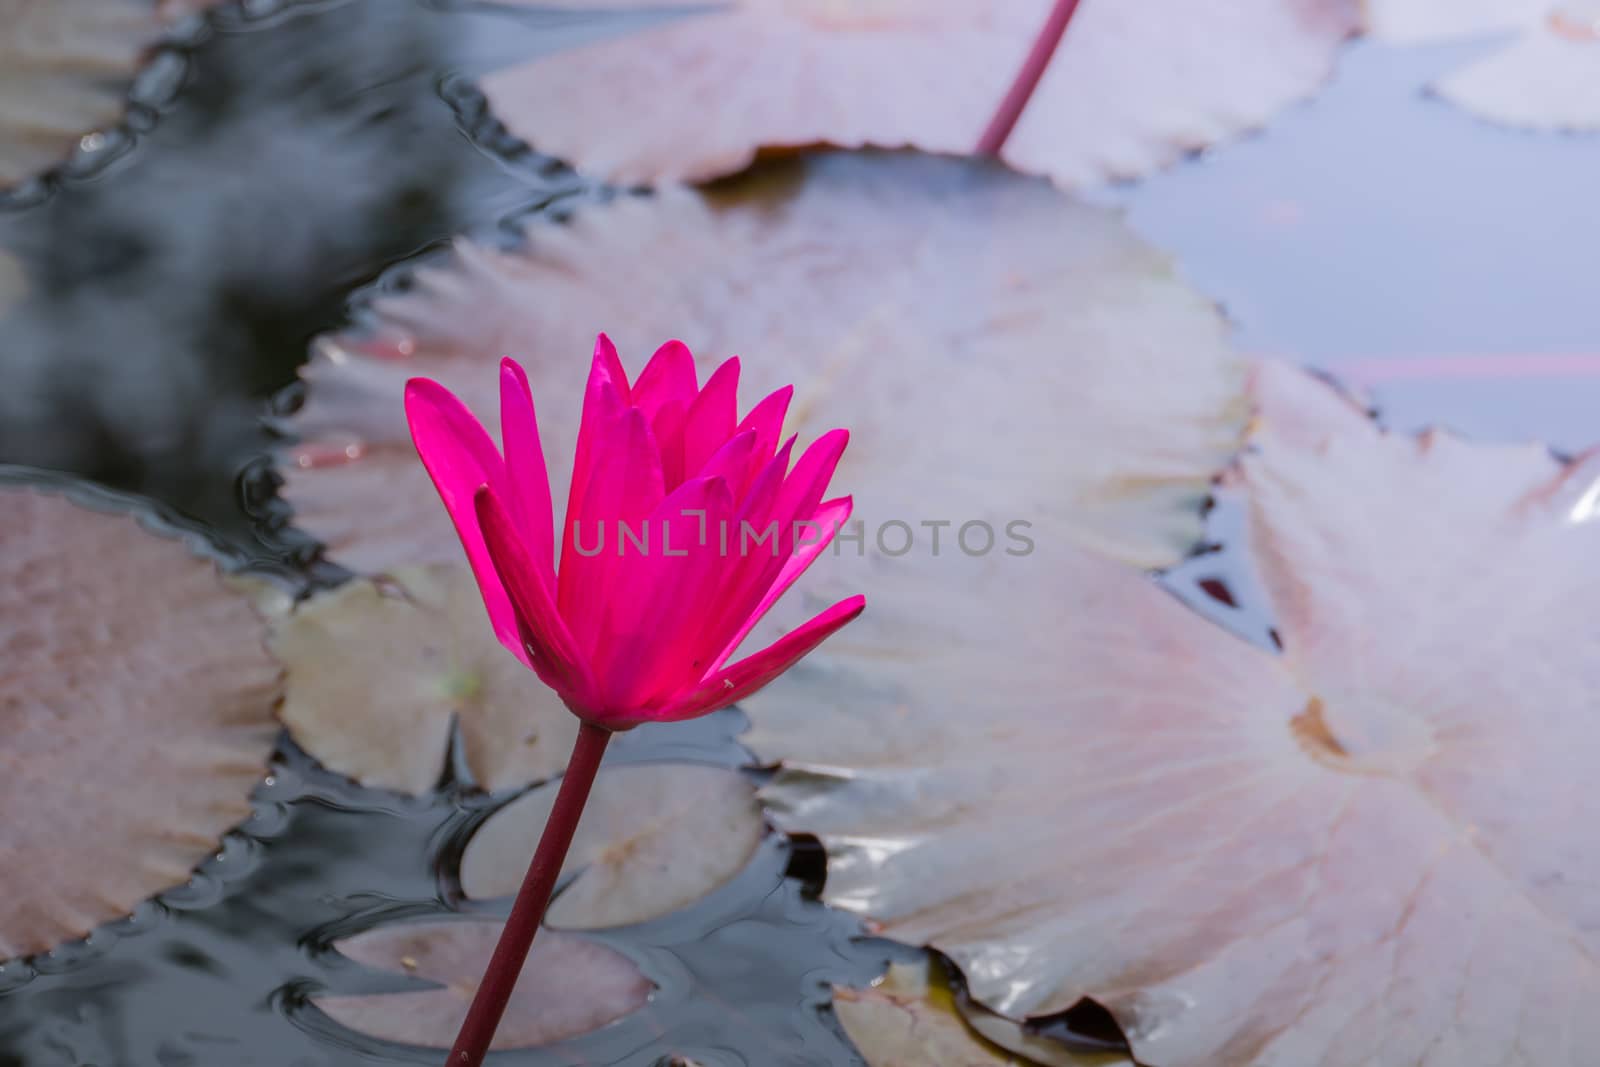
left=270, top=565, right=580, bottom=795
left=743, top=360, right=1600, bottom=1066
left=837, top=961, right=1123, bottom=1067
left=1437, top=4, right=1600, bottom=130
left=0, top=0, right=170, bottom=187
left=480, top=0, right=1356, bottom=189
left=0, top=481, right=280, bottom=960
left=314, top=919, right=651, bottom=1050
left=282, top=150, right=1248, bottom=577
left=1362, top=0, right=1543, bottom=40
left=461, top=763, right=764, bottom=929
left=1365, top=0, right=1600, bottom=129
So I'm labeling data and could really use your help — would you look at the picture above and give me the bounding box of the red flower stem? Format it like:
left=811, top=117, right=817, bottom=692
left=974, top=0, right=1086, bottom=156
left=445, top=721, right=611, bottom=1067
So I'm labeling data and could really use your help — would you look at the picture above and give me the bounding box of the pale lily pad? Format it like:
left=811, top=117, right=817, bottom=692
left=1364, top=0, right=1600, bottom=129
left=744, top=361, right=1600, bottom=1066
left=283, top=150, right=1249, bottom=576
left=0, top=481, right=280, bottom=960
left=0, top=0, right=171, bottom=187
left=836, top=961, right=1124, bottom=1067
left=461, top=763, right=764, bottom=929
left=314, top=919, right=651, bottom=1050
left=1437, top=3, right=1600, bottom=130
left=1362, top=0, right=1543, bottom=40
left=270, top=565, right=580, bottom=795
left=480, top=0, right=1356, bottom=189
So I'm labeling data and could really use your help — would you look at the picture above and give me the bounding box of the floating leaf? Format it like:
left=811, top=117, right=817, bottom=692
left=1361, top=0, right=1542, bottom=40
left=480, top=0, right=1356, bottom=189
left=314, top=919, right=651, bottom=1050
left=743, top=361, right=1600, bottom=1066
left=283, top=150, right=1249, bottom=576
left=0, top=0, right=173, bottom=187
left=271, top=565, right=580, bottom=795
left=835, top=962, right=1032, bottom=1067
left=836, top=961, right=1124, bottom=1067
left=461, top=763, right=764, bottom=929
left=1436, top=4, right=1600, bottom=129
left=0, top=481, right=280, bottom=960
left=1364, top=0, right=1600, bottom=129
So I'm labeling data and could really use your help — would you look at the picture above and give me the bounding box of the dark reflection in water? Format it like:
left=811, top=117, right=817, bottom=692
left=0, top=720, right=886, bottom=1066
left=0, top=0, right=659, bottom=561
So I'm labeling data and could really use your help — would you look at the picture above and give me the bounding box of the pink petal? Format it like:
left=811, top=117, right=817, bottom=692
left=683, top=357, right=740, bottom=479
left=735, top=385, right=793, bottom=472
left=403, top=377, right=524, bottom=665
left=474, top=486, right=597, bottom=707
left=696, top=428, right=759, bottom=492
left=630, top=339, right=698, bottom=422
left=710, top=495, right=853, bottom=674
left=737, top=435, right=797, bottom=521
left=563, top=337, right=630, bottom=579
left=559, top=406, right=666, bottom=655
left=592, top=475, right=736, bottom=707
left=654, top=595, right=866, bottom=723
left=499, top=358, right=556, bottom=587
left=703, top=428, right=850, bottom=664
left=632, top=342, right=697, bottom=489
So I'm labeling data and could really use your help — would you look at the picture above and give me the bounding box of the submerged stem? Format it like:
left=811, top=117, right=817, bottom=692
left=975, top=0, right=1085, bottom=156
left=445, top=720, right=611, bottom=1066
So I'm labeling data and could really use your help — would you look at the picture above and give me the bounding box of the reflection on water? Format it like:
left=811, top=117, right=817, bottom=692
left=0, top=0, right=642, bottom=561
left=0, top=724, right=886, bottom=1066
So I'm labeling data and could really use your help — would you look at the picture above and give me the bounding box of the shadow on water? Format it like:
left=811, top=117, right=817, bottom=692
left=0, top=2, right=891, bottom=1064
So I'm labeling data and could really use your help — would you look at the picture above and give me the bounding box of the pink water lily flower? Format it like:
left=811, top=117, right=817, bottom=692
left=404, top=333, right=864, bottom=730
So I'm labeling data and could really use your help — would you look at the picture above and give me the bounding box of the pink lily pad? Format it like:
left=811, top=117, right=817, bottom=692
left=479, top=0, right=1357, bottom=188
left=743, top=360, right=1600, bottom=1066
left=0, top=483, right=281, bottom=960
left=282, top=150, right=1249, bottom=578
left=270, top=566, right=580, bottom=795
left=460, top=763, right=764, bottom=928
left=1364, top=0, right=1600, bottom=129
left=314, top=918, right=651, bottom=1050
left=0, top=0, right=185, bottom=187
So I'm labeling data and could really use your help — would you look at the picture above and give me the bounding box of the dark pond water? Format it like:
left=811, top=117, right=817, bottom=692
left=1, top=2, right=1595, bottom=1064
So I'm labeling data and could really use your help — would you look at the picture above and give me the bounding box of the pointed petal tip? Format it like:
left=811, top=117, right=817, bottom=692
left=403, top=375, right=447, bottom=405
